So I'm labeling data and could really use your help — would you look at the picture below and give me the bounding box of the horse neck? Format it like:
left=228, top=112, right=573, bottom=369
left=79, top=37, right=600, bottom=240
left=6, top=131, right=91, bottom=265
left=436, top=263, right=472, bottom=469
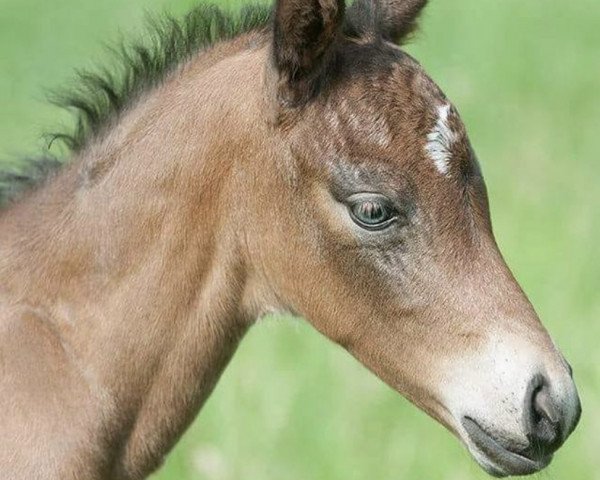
left=0, top=43, right=272, bottom=476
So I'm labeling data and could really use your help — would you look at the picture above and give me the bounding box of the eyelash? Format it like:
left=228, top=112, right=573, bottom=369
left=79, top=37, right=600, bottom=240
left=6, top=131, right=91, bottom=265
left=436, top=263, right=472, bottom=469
left=347, top=194, right=399, bottom=231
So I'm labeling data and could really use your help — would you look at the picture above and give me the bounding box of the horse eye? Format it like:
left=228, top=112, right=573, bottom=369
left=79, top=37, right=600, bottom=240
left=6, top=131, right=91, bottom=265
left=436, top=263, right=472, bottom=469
left=348, top=194, right=397, bottom=231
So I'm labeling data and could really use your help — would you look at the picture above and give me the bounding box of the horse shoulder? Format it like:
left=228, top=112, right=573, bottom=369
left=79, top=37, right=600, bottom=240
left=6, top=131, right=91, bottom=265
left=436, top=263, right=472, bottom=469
left=0, top=302, right=113, bottom=479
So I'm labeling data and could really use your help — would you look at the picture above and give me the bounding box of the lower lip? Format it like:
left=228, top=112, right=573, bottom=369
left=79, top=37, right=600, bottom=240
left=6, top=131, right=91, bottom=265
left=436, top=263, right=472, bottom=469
left=462, top=417, right=552, bottom=477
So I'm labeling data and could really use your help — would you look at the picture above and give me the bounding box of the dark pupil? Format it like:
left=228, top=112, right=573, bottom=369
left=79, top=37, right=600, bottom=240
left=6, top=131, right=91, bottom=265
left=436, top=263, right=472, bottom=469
left=356, top=201, right=387, bottom=224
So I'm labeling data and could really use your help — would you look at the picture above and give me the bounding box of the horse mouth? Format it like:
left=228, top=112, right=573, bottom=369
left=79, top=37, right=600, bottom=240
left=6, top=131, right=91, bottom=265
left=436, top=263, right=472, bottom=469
left=461, top=417, right=552, bottom=477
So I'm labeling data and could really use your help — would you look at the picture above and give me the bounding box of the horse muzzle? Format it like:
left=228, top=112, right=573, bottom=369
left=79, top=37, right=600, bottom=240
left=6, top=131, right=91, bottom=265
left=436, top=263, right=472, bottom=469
left=458, top=371, right=581, bottom=477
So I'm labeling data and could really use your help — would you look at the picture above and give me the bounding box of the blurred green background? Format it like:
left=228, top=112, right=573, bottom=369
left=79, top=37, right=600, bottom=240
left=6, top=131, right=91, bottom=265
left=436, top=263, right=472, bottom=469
left=1, top=0, right=599, bottom=478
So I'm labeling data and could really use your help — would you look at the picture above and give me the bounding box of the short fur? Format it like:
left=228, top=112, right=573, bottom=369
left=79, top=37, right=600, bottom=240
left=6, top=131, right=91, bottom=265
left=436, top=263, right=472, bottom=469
left=0, top=1, right=580, bottom=478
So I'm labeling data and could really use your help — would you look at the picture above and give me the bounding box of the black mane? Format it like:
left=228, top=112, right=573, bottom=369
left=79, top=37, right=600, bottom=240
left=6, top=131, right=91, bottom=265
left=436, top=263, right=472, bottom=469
left=0, top=3, right=272, bottom=207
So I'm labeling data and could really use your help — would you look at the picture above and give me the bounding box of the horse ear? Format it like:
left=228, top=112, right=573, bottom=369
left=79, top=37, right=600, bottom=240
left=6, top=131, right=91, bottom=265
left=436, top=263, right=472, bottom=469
left=272, top=0, right=345, bottom=107
left=347, top=0, right=428, bottom=44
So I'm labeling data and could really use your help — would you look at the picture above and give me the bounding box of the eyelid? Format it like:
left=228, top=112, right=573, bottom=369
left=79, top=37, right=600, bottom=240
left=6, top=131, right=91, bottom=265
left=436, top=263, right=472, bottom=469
left=346, top=192, right=394, bottom=204
left=350, top=214, right=399, bottom=231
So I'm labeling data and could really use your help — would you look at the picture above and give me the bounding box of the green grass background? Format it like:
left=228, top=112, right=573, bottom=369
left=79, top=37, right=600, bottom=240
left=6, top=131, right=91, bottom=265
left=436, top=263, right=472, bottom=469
left=1, top=0, right=599, bottom=478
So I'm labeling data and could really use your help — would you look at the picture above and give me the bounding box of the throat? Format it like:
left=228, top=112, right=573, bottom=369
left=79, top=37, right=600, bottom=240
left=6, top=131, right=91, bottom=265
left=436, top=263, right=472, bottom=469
left=80, top=227, right=251, bottom=478
left=110, top=290, right=250, bottom=478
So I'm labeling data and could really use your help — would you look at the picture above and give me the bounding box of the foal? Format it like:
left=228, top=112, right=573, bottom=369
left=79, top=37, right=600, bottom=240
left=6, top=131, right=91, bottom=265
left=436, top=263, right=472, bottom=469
left=0, top=0, right=581, bottom=478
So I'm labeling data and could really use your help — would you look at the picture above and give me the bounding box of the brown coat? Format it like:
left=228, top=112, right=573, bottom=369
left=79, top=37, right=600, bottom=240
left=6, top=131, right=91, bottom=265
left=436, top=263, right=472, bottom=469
left=0, top=1, right=580, bottom=478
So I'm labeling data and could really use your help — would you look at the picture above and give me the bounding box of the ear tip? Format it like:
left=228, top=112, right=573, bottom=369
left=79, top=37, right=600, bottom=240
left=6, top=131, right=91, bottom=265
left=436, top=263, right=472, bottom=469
left=347, top=0, right=429, bottom=44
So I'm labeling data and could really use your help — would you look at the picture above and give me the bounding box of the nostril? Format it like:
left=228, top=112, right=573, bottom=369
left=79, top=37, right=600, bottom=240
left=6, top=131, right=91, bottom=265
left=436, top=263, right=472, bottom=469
left=524, top=377, right=562, bottom=459
left=533, top=386, right=559, bottom=424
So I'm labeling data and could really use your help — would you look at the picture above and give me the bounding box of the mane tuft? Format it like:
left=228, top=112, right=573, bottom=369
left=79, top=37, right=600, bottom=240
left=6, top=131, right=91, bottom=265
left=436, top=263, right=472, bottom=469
left=0, top=3, right=272, bottom=208
left=50, top=3, right=272, bottom=153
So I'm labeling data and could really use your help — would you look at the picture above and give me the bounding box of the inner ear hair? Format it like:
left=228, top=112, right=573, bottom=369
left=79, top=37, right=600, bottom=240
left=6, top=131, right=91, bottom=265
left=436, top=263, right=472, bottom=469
left=346, top=0, right=428, bottom=44
left=272, top=0, right=345, bottom=107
